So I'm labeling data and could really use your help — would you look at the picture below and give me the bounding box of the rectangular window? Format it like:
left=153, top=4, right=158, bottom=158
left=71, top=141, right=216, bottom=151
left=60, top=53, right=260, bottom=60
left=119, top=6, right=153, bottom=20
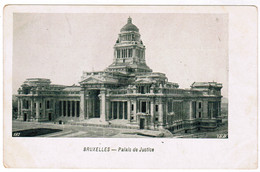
left=141, top=102, right=146, bottom=113
left=155, top=105, right=158, bottom=112
left=47, top=100, right=50, bottom=109
left=199, top=112, right=201, bottom=118
left=199, top=102, right=202, bottom=109
left=131, top=104, right=134, bottom=111
left=140, top=86, right=145, bottom=94
left=25, top=100, right=29, bottom=109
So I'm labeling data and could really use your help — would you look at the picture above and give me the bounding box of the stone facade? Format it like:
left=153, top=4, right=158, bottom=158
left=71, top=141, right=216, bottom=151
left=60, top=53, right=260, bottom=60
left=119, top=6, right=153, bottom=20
left=16, top=17, right=223, bottom=133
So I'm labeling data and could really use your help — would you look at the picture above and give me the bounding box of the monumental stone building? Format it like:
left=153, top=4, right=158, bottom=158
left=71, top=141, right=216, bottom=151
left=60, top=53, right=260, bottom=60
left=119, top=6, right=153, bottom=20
left=15, top=17, right=223, bottom=133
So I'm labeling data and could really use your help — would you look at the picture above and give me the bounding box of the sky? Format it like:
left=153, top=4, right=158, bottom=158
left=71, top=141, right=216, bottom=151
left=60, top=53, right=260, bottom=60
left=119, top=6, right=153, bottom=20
left=13, top=13, right=228, bottom=97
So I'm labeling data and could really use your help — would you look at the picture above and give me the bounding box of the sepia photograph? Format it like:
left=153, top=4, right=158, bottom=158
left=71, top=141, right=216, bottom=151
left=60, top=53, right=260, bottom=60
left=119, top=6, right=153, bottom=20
left=12, top=12, right=228, bottom=138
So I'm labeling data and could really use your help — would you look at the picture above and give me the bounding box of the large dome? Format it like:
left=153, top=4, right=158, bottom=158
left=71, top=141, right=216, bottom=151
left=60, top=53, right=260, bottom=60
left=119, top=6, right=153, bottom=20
left=120, top=17, right=139, bottom=32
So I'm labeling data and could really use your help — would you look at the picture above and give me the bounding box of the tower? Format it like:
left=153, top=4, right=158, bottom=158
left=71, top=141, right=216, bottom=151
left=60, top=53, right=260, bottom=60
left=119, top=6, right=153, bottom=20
left=106, top=17, right=152, bottom=74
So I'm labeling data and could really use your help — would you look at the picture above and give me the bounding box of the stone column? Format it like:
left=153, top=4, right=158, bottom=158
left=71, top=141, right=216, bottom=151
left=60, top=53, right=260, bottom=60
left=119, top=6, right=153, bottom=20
left=17, top=99, right=21, bottom=120
left=75, top=101, right=77, bottom=117
left=123, top=101, right=125, bottom=119
left=86, top=96, right=89, bottom=119
left=79, top=88, right=85, bottom=120
left=165, top=100, right=168, bottom=125
left=117, top=102, right=119, bottom=119
left=36, top=100, right=40, bottom=121
left=127, top=100, right=131, bottom=121
left=189, top=101, right=193, bottom=120
left=210, top=103, right=213, bottom=119
left=203, top=101, right=208, bottom=118
left=52, top=99, right=56, bottom=119
left=150, top=98, right=155, bottom=128
left=61, top=101, right=64, bottom=117
left=70, top=101, right=73, bottom=117
left=30, top=99, right=33, bottom=121
left=218, top=101, right=221, bottom=117
left=43, top=99, right=46, bottom=119
left=158, top=98, right=164, bottom=129
left=66, top=101, right=68, bottom=117
left=106, top=99, right=110, bottom=120
left=133, top=99, right=137, bottom=120
left=111, top=102, right=114, bottom=120
left=99, top=89, right=106, bottom=122
left=20, top=99, right=23, bottom=120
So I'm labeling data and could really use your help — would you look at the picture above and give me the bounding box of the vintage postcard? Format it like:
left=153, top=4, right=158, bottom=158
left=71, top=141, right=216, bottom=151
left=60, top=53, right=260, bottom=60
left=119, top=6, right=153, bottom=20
left=3, top=5, right=258, bottom=169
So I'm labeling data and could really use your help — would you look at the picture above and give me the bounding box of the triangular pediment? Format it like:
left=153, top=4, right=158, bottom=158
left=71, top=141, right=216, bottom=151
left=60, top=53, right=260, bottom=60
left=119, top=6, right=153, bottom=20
left=80, top=76, right=104, bottom=84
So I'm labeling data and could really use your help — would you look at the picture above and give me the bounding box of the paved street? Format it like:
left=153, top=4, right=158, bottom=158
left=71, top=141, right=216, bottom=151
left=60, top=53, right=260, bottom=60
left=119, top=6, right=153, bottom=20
left=12, top=120, right=228, bottom=138
left=12, top=121, right=154, bottom=138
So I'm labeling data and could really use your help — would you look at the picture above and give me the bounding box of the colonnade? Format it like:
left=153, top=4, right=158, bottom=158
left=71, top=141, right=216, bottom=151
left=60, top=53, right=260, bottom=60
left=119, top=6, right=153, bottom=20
left=59, top=100, right=80, bottom=117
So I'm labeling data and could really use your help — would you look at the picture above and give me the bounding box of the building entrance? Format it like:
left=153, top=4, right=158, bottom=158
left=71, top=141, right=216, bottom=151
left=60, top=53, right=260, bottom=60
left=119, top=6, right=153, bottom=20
left=88, top=90, right=100, bottom=118
left=140, top=118, right=145, bottom=129
left=23, top=113, right=27, bottom=121
left=48, top=113, right=52, bottom=121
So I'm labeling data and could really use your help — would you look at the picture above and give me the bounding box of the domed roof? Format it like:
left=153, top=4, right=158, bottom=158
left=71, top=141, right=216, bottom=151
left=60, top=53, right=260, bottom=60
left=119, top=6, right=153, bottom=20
left=120, top=17, right=139, bottom=32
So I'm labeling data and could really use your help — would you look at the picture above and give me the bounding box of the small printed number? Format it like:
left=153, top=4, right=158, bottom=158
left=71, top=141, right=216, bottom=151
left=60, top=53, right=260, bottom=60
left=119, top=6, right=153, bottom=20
left=217, top=134, right=228, bottom=138
left=13, top=133, right=20, bottom=137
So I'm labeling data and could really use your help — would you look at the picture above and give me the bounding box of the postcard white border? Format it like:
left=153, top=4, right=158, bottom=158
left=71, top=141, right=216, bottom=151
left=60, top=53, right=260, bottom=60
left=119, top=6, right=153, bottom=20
left=2, top=2, right=258, bottom=170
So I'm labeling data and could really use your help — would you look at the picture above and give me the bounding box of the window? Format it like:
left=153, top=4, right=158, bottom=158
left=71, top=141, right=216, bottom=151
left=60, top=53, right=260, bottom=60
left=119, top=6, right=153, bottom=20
left=24, top=100, right=29, bottom=109
left=155, top=105, right=158, bottom=112
left=131, top=104, right=134, bottom=111
left=40, top=103, right=42, bottom=109
left=140, top=86, right=145, bottom=94
left=141, top=102, right=146, bottom=113
left=199, top=102, right=202, bottom=109
left=199, top=112, right=201, bottom=118
left=46, top=100, right=50, bottom=109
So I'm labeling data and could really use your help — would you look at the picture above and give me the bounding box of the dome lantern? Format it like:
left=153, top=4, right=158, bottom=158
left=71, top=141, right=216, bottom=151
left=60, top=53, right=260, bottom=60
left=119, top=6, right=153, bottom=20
left=120, top=17, right=139, bottom=32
